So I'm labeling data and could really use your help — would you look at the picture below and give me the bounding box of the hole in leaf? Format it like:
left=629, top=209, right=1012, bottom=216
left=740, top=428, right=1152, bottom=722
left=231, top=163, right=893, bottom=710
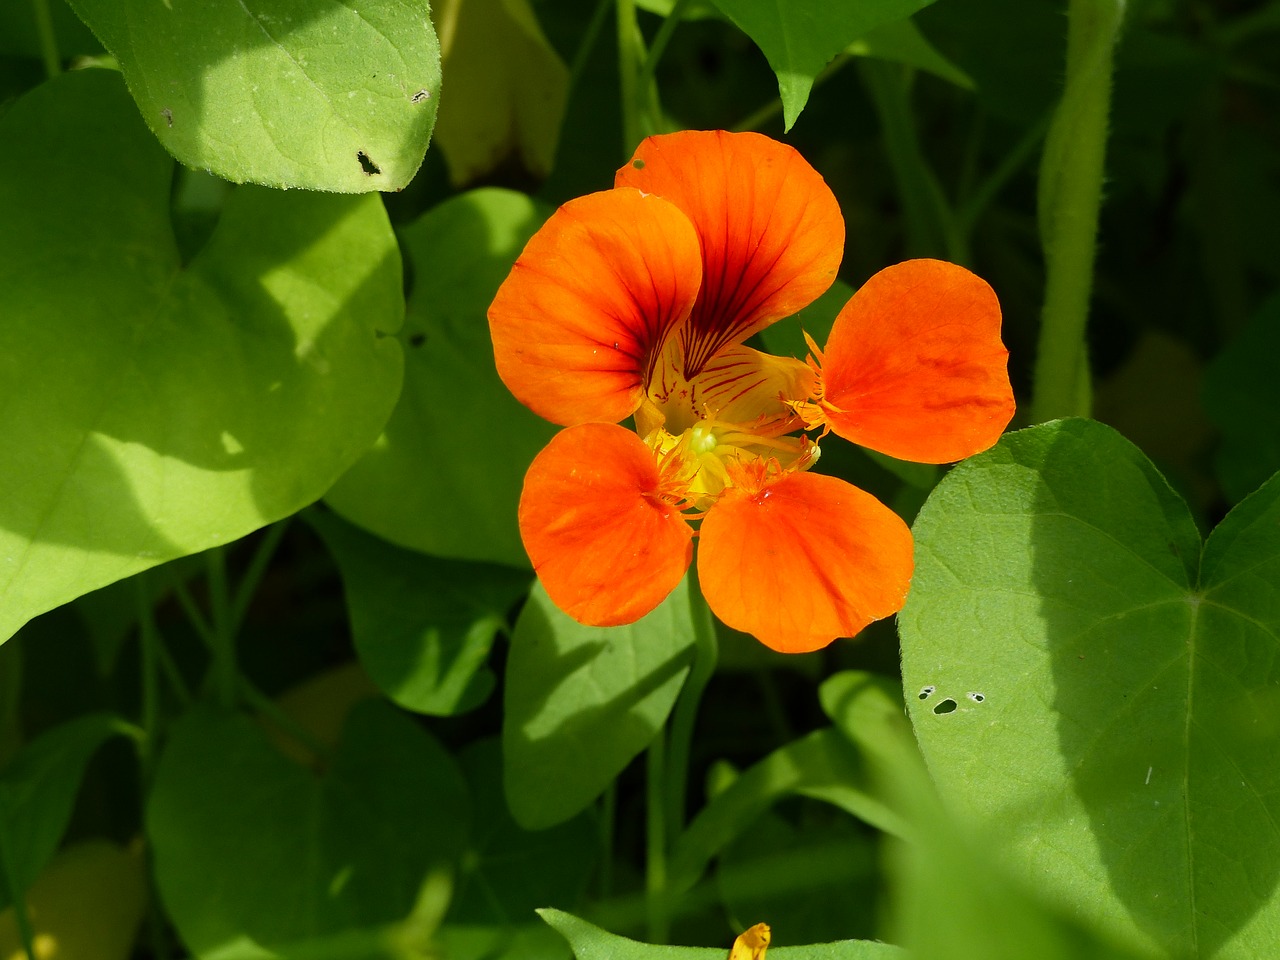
left=358, top=151, right=382, bottom=176
left=933, top=698, right=957, bottom=715
left=632, top=158, right=645, bottom=170
left=968, top=692, right=985, bottom=703
left=408, top=333, right=426, bottom=347
left=918, top=685, right=936, bottom=700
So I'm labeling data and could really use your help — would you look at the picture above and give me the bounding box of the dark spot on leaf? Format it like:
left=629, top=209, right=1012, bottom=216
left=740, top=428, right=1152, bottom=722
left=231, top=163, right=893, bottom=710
left=967, top=692, right=985, bottom=703
left=918, top=685, right=935, bottom=700
left=358, top=151, right=381, bottom=176
left=933, top=698, right=957, bottom=715
left=632, top=158, right=645, bottom=170
left=408, top=333, right=426, bottom=347
left=412, top=89, right=431, bottom=103
left=161, top=108, right=173, bottom=128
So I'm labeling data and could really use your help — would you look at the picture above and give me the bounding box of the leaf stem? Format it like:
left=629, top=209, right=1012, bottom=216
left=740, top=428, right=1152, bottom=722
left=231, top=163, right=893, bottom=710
left=228, top=521, right=288, bottom=638
left=1029, top=0, right=1126, bottom=423
left=568, top=0, right=614, bottom=96
left=616, top=0, right=645, bottom=156
left=664, top=574, right=718, bottom=838
left=30, top=0, right=60, bottom=78
left=205, top=548, right=236, bottom=710
left=860, top=59, right=961, bottom=262
left=645, top=734, right=668, bottom=944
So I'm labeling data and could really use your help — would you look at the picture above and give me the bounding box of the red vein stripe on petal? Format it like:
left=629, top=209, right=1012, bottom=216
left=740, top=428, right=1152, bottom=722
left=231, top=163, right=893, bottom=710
left=489, top=189, right=702, bottom=426
left=519, top=423, right=694, bottom=627
left=819, top=259, right=1015, bottom=464
left=616, top=130, right=843, bottom=379
left=698, top=471, right=913, bottom=653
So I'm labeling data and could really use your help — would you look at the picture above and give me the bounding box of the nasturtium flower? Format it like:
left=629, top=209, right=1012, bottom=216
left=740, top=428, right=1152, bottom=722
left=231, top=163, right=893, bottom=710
left=488, top=129, right=1014, bottom=653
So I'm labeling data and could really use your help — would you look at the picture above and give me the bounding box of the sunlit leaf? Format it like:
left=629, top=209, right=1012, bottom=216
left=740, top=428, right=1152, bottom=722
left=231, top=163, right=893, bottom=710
left=539, top=908, right=906, bottom=958
left=900, top=418, right=1280, bottom=958
left=432, top=0, right=569, bottom=185
left=704, top=0, right=934, bottom=129
left=0, top=70, right=403, bottom=643
left=325, top=187, right=553, bottom=569
left=66, top=0, right=440, bottom=191
left=502, top=578, right=696, bottom=829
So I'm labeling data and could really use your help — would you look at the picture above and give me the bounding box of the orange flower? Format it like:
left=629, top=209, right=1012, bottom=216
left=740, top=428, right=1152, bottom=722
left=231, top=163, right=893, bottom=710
left=489, top=130, right=1014, bottom=652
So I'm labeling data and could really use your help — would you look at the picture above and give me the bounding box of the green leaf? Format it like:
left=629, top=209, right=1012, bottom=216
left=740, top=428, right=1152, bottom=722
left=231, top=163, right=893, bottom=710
left=503, top=578, right=697, bottom=829
left=308, top=510, right=531, bottom=716
left=65, top=0, right=440, bottom=192
left=539, top=909, right=906, bottom=959
left=899, top=418, right=1280, bottom=958
left=0, top=70, right=403, bottom=643
left=0, top=714, right=129, bottom=912
left=325, top=187, right=555, bottom=569
left=147, top=701, right=468, bottom=958
left=704, top=0, right=934, bottom=129
left=452, top=739, right=596, bottom=926
left=1203, top=293, right=1280, bottom=503
left=670, top=728, right=905, bottom=896
left=847, top=18, right=973, bottom=90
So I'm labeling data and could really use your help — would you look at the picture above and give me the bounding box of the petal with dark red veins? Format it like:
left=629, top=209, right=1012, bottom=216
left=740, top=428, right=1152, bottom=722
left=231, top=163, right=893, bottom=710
left=489, top=188, right=702, bottom=426
left=616, top=130, right=843, bottom=377
left=698, top=471, right=913, bottom=653
left=519, top=423, right=694, bottom=626
left=819, top=259, right=1015, bottom=463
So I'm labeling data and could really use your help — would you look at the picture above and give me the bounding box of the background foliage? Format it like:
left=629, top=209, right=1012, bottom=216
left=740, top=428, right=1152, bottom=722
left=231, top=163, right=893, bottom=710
left=1, top=0, right=1279, bottom=958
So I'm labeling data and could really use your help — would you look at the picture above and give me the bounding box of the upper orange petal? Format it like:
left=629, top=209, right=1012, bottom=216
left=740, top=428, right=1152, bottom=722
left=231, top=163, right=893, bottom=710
left=519, top=422, right=694, bottom=626
left=489, top=188, right=703, bottom=426
left=697, top=470, right=913, bottom=653
left=818, top=259, right=1015, bottom=463
left=615, top=130, right=843, bottom=378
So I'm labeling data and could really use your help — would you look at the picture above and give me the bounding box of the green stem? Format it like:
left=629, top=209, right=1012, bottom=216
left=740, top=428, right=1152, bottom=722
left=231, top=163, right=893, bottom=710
left=30, top=0, right=60, bottom=78
left=645, top=735, right=668, bottom=944
left=228, top=520, right=288, bottom=639
left=1029, top=0, right=1125, bottom=423
left=664, top=575, right=718, bottom=839
left=0, top=815, right=36, bottom=960
left=568, top=0, right=613, bottom=95
left=616, top=0, right=645, bottom=156
left=956, top=112, right=1052, bottom=236
left=205, top=548, right=236, bottom=710
left=135, top=575, right=160, bottom=773
left=597, top=782, right=616, bottom=899
left=860, top=59, right=961, bottom=262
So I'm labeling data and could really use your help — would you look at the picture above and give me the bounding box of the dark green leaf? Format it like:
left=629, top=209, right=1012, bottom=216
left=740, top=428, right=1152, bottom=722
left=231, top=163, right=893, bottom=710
left=704, top=0, right=934, bottom=128
left=0, top=714, right=129, bottom=911
left=309, top=510, right=530, bottom=716
left=147, top=701, right=467, bottom=957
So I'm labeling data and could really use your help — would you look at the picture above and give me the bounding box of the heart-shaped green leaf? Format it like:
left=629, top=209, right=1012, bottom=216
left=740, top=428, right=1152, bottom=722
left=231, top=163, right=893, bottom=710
left=325, top=188, right=555, bottom=568
left=66, top=0, right=440, bottom=191
left=147, top=701, right=467, bottom=956
left=900, top=418, right=1280, bottom=958
left=0, top=70, right=403, bottom=643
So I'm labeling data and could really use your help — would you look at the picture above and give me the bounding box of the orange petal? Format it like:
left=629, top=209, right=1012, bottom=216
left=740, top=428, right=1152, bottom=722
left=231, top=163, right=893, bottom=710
left=489, top=189, right=702, bottom=426
left=519, top=423, right=694, bottom=626
left=698, top=471, right=913, bottom=653
left=818, top=259, right=1015, bottom=463
left=615, top=130, right=843, bottom=377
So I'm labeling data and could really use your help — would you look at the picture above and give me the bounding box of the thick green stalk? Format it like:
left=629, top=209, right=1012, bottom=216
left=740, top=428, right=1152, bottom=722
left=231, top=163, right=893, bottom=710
left=616, top=0, right=645, bottom=156
left=1029, top=0, right=1126, bottom=423
left=31, top=0, right=61, bottom=78
left=663, top=574, right=718, bottom=840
